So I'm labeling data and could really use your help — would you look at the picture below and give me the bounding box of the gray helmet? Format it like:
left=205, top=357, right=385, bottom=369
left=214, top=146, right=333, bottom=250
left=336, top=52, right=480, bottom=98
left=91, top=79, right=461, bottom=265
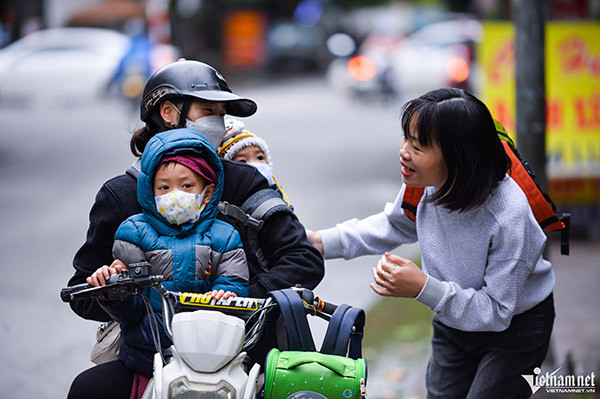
left=140, top=59, right=257, bottom=122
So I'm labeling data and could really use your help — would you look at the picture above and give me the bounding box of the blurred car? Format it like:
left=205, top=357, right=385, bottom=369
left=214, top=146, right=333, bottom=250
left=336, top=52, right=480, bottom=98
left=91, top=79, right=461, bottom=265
left=0, top=27, right=179, bottom=105
left=266, top=21, right=330, bottom=73
left=327, top=17, right=482, bottom=99
left=389, top=17, right=482, bottom=95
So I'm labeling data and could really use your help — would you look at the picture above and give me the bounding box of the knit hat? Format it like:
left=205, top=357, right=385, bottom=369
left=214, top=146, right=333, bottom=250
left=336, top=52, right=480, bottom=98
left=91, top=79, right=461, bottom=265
left=159, top=154, right=217, bottom=184
left=218, top=118, right=272, bottom=165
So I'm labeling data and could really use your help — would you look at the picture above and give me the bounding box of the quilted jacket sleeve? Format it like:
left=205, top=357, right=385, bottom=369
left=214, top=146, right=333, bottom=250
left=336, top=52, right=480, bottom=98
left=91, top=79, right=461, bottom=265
left=210, top=222, right=249, bottom=297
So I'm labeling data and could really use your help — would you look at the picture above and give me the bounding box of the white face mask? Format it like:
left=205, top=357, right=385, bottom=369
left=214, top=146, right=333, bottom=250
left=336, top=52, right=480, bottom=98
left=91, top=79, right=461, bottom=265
left=249, top=162, right=275, bottom=186
left=169, top=102, right=227, bottom=149
left=155, top=187, right=207, bottom=225
left=185, top=115, right=227, bottom=149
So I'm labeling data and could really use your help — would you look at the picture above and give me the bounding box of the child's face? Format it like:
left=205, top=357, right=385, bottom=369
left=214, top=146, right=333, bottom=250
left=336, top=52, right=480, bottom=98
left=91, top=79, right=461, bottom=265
left=154, top=163, right=214, bottom=206
left=232, top=145, right=267, bottom=164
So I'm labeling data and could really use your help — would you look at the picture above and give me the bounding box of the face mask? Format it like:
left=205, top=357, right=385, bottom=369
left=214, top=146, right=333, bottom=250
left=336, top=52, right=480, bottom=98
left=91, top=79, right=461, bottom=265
left=249, top=162, right=275, bottom=186
left=186, top=116, right=227, bottom=149
left=155, top=187, right=207, bottom=225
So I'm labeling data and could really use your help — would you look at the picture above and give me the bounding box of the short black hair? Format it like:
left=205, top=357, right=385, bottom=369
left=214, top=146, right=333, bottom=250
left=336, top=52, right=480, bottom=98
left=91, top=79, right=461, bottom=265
left=401, top=88, right=510, bottom=212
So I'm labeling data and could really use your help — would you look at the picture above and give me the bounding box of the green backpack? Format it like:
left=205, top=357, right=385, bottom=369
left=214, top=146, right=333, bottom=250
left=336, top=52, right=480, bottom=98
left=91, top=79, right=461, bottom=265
left=264, top=349, right=367, bottom=399
left=263, top=289, right=367, bottom=399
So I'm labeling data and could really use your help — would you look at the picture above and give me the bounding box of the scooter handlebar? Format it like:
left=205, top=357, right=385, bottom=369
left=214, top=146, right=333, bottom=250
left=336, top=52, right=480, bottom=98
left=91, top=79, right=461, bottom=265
left=60, top=262, right=162, bottom=302
left=61, top=269, right=339, bottom=321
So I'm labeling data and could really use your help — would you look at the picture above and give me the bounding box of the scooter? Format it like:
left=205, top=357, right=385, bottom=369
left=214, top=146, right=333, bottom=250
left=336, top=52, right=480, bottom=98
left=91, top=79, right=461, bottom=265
left=60, top=262, right=345, bottom=399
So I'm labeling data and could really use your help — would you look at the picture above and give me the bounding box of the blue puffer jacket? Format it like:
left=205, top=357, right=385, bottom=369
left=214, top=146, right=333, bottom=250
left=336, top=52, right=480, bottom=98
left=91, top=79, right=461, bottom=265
left=99, top=129, right=248, bottom=376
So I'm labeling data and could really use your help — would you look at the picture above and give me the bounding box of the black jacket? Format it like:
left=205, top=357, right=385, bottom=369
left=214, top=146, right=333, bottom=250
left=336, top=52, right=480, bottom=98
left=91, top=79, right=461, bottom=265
left=68, top=159, right=324, bottom=321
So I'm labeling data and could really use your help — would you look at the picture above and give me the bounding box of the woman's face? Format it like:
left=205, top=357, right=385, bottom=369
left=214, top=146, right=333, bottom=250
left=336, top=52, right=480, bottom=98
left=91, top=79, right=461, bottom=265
left=186, top=99, right=226, bottom=121
left=160, top=99, right=226, bottom=126
left=398, top=129, right=448, bottom=190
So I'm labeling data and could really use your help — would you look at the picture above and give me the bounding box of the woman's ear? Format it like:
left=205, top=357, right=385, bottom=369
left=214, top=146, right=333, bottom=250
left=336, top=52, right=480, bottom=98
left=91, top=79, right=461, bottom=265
left=203, top=184, right=216, bottom=204
left=159, top=101, right=179, bottom=126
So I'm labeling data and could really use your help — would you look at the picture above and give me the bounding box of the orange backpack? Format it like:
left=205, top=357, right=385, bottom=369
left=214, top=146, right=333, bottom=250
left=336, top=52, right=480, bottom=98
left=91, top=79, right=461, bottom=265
left=400, top=120, right=570, bottom=255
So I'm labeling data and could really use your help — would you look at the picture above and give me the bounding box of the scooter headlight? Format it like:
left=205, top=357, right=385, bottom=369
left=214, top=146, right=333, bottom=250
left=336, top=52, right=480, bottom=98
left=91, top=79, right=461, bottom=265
left=168, top=376, right=235, bottom=399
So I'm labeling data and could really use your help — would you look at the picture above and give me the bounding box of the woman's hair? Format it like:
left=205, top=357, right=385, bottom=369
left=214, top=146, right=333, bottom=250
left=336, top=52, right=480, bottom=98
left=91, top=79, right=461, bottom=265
left=130, top=121, right=162, bottom=157
left=130, top=99, right=184, bottom=156
left=401, top=87, right=510, bottom=212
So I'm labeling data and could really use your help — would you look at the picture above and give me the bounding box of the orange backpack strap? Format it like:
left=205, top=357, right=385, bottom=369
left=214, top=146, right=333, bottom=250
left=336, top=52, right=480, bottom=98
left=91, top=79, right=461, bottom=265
left=502, top=141, right=565, bottom=232
left=401, top=186, right=425, bottom=221
left=495, top=119, right=569, bottom=255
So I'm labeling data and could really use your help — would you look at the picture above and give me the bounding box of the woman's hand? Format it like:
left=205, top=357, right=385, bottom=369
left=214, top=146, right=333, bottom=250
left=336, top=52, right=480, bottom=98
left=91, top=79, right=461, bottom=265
left=370, top=252, right=427, bottom=298
left=306, top=229, right=324, bottom=254
left=209, top=290, right=237, bottom=300
left=86, top=259, right=128, bottom=287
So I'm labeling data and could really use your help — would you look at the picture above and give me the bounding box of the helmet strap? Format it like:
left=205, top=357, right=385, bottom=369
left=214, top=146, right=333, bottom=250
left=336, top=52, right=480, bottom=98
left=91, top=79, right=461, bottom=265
left=151, top=113, right=169, bottom=131
left=176, top=99, right=192, bottom=128
left=152, top=99, right=192, bottom=131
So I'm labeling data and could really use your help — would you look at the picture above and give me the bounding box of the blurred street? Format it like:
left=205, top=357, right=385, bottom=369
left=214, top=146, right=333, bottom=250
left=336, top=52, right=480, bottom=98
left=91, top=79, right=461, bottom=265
left=0, top=75, right=598, bottom=398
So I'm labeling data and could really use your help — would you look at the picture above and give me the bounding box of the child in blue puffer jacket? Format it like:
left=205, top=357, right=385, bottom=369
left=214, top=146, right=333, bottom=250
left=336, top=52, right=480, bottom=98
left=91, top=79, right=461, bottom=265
left=85, top=129, right=249, bottom=381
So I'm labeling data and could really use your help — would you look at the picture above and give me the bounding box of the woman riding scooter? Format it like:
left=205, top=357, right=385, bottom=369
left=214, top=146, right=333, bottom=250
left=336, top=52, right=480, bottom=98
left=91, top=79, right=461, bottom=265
left=66, top=59, right=324, bottom=399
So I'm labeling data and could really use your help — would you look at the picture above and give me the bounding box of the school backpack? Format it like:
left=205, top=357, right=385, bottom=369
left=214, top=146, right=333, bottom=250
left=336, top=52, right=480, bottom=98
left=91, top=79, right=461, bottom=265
left=263, top=288, right=367, bottom=399
left=218, top=188, right=294, bottom=270
left=400, top=120, right=571, bottom=255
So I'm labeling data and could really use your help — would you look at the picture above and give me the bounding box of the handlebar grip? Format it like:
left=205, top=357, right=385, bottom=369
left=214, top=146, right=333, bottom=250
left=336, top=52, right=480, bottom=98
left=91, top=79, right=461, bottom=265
left=61, top=272, right=164, bottom=303
left=60, top=282, right=92, bottom=302
left=60, top=287, right=74, bottom=302
left=59, top=273, right=120, bottom=302
left=107, top=272, right=120, bottom=284
left=320, top=301, right=337, bottom=315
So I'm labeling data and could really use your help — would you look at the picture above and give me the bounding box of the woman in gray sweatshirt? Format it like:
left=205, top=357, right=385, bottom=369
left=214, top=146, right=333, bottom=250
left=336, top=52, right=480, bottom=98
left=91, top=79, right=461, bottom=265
left=308, top=88, right=555, bottom=399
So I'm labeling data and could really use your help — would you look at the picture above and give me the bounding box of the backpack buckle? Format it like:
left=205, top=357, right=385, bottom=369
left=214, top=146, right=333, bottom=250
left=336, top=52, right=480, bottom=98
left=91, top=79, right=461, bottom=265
left=247, top=217, right=264, bottom=230
left=218, top=201, right=264, bottom=230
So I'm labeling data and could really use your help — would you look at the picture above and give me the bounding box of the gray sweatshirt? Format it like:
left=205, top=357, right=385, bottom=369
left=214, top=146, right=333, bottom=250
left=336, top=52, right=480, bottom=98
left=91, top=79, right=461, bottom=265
left=319, top=176, right=555, bottom=332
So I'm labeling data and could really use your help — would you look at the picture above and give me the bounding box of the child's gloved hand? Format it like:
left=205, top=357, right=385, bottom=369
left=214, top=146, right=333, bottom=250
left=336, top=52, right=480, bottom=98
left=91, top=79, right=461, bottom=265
left=208, top=290, right=237, bottom=300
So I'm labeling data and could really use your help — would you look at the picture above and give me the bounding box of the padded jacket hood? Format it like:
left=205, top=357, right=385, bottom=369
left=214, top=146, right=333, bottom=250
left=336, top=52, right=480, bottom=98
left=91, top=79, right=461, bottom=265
left=137, top=128, right=224, bottom=236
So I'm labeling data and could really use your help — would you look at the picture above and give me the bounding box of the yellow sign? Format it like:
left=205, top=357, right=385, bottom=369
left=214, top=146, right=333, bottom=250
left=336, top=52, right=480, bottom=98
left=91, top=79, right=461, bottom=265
left=479, top=22, right=600, bottom=204
left=479, top=23, right=516, bottom=131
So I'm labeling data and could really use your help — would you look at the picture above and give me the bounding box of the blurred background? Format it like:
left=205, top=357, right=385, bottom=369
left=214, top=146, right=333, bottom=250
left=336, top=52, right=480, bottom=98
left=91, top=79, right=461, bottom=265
left=0, top=0, right=598, bottom=398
